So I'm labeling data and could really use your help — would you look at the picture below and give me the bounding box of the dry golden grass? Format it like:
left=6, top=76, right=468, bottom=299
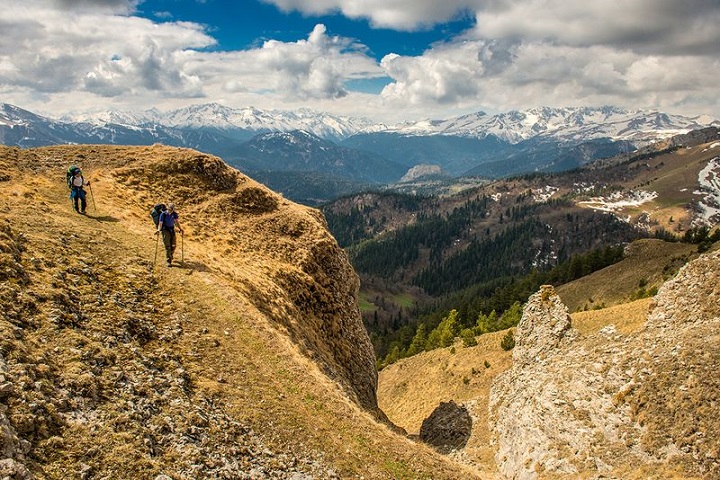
left=0, top=145, right=481, bottom=479
left=556, top=238, right=697, bottom=312
left=570, top=297, right=652, bottom=335
left=378, top=329, right=513, bottom=475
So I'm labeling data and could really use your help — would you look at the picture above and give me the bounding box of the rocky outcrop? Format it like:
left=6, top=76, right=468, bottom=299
left=512, top=285, right=575, bottom=367
left=489, top=286, right=635, bottom=480
left=490, top=257, right=720, bottom=479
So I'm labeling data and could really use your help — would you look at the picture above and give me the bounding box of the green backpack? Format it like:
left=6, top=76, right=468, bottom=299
left=66, top=166, right=81, bottom=188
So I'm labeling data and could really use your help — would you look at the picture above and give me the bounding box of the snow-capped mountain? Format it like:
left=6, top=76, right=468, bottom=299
left=54, top=103, right=719, bottom=147
left=65, top=103, right=375, bottom=143
left=62, top=108, right=161, bottom=127
left=385, top=106, right=720, bottom=146
left=2, top=102, right=718, bottom=187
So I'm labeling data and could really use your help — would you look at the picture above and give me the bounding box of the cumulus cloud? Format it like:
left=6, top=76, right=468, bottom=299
left=252, top=25, right=350, bottom=99
left=380, top=42, right=487, bottom=105
left=245, top=0, right=720, bottom=118
left=469, top=0, right=720, bottom=55
left=380, top=36, right=720, bottom=116
left=51, top=0, right=139, bottom=14
left=372, top=0, right=720, bottom=117
left=179, top=24, right=380, bottom=101
left=1, top=0, right=719, bottom=122
left=0, top=2, right=379, bottom=114
left=0, top=2, right=214, bottom=99
left=264, top=0, right=720, bottom=52
left=262, top=0, right=477, bottom=30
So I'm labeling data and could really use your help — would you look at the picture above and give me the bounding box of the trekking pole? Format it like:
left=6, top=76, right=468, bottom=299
left=181, top=231, right=184, bottom=266
left=154, top=233, right=160, bottom=267
left=88, top=183, right=97, bottom=212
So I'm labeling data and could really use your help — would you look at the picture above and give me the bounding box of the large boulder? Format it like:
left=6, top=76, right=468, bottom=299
left=419, top=401, right=473, bottom=454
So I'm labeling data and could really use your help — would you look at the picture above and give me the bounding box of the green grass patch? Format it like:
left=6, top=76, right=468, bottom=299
left=390, top=292, right=415, bottom=308
left=357, top=291, right=377, bottom=312
left=383, top=460, right=430, bottom=480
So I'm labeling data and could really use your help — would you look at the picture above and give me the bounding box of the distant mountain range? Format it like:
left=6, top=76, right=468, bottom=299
left=2, top=102, right=718, bottom=202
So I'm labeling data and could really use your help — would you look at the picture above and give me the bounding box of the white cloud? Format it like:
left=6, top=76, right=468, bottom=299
left=0, top=2, right=380, bottom=116
left=265, top=0, right=720, bottom=53
left=262, top=0, right=477, bottom=30
left=51, top=0, right=140, bottom=14
left=380, top=42, right=486, bottom=105
left=379, top=37, right=720, bottom=117
left=469, top=0, right=720, bottom=55
left=249, top=0, right=720, bottom=119
left=179, top=24, right=381, bottom=101
left=1, top=0, right=719, bottom=123
left=0, top=2, right=214, bottom=98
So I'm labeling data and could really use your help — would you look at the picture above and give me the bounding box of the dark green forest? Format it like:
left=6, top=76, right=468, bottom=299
left=322, top=187, right=648, bottom=364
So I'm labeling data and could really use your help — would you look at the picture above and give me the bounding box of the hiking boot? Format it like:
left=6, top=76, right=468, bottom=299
left=166, top=260, right=172, bottom=267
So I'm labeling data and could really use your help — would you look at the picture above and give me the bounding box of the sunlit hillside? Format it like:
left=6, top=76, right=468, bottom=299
left=0, top=145, right=479, bottom=479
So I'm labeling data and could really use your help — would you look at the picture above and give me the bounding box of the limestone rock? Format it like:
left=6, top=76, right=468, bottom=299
left=646, top=248, right=720, bottom=329
left=513, top=285, right=574, bottom=366
left=0, top=459, right=33, bottom=480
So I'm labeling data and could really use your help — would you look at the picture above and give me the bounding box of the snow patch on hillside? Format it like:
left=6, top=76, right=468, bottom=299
left=693, top=157, right=720, bottom=225
left=702, top=142, right=720, bottom=152
left=578, top=190, right=658, bottom=214
left=533, top=186, right=559, bottom=203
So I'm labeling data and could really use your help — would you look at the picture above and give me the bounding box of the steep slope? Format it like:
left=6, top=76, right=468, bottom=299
left=0, top=145, right=479, bottom=479
left=377, top=330, right=514, bottom=476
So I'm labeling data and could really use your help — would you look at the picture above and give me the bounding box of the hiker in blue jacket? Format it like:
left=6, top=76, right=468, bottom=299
left=69, top=168, right=90, bottom=214
left=155, top=203, right=184, bottom=266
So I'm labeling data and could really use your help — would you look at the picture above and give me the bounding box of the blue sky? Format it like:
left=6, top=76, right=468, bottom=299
left=137, top=0, right=474, bottom=60
left=2, top=0, right=720, bottom=123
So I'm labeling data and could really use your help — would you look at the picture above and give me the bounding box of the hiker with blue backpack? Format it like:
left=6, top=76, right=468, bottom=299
left=154, top=203, right=184, bottom=267
left=67, top=166, right=91, bottom=214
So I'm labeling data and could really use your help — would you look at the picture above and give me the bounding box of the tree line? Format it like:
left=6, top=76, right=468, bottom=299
left=372, top=242, right=626, bottom=367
